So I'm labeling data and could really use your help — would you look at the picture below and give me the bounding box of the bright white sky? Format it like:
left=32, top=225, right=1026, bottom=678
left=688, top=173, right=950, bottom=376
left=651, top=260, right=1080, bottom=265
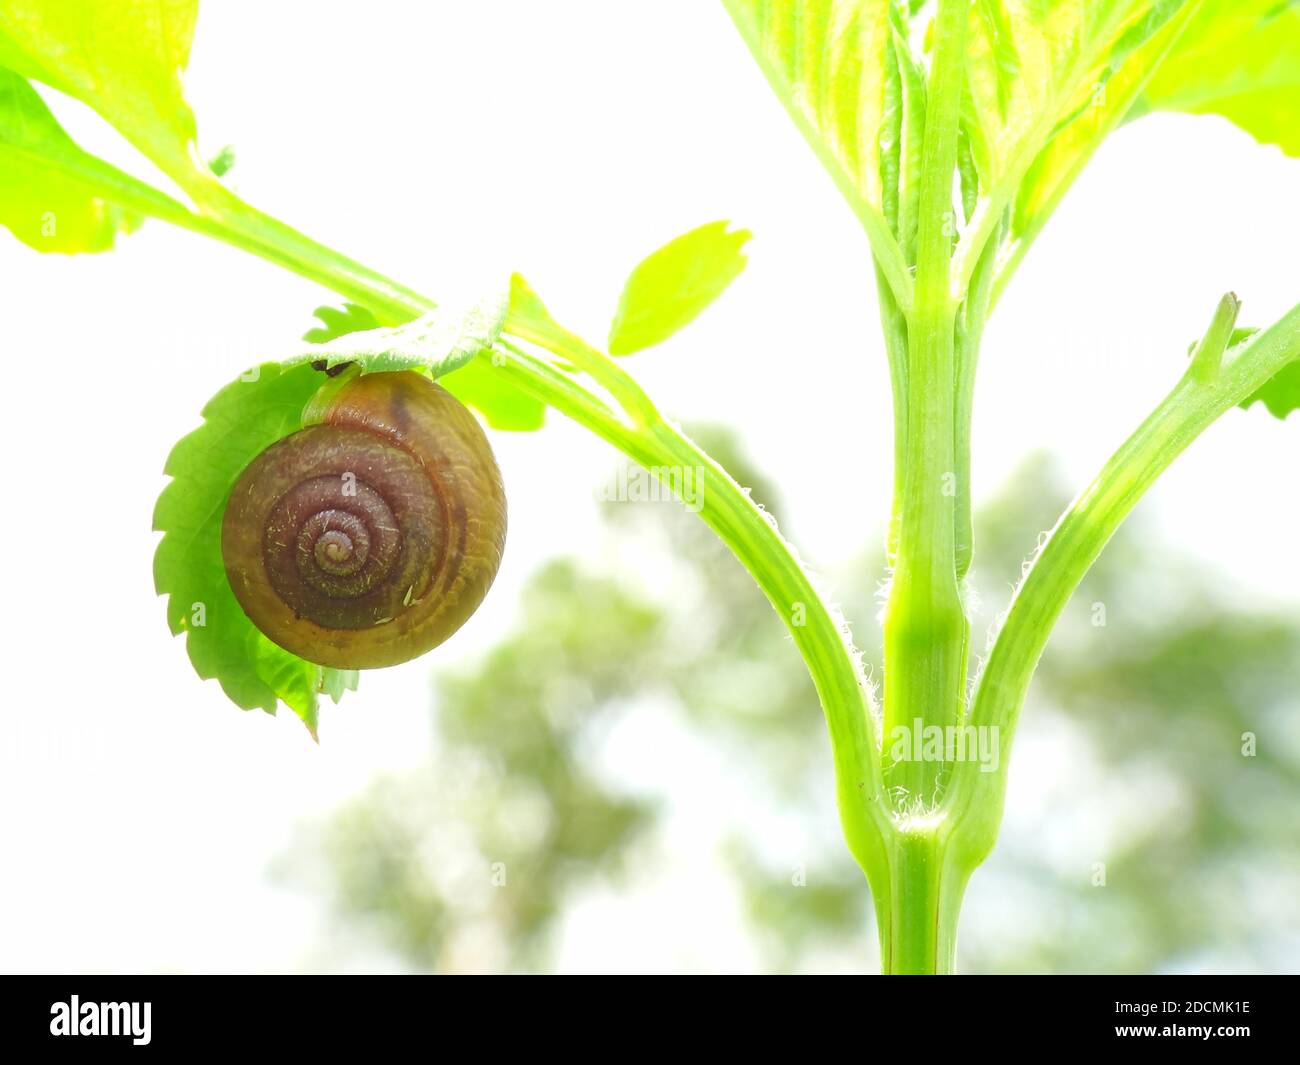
left=1, top=1, right=1297, bottom=973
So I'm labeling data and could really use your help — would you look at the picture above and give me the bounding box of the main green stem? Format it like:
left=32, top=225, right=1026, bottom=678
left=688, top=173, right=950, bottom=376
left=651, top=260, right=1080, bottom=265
left=882, top=828, right=971, bottom=974
left=882, top=0, right=971, bottom=817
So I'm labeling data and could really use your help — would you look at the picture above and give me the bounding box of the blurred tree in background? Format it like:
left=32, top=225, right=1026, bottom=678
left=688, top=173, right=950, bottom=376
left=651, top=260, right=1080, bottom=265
left=281, top=433, right=1300, bottom=974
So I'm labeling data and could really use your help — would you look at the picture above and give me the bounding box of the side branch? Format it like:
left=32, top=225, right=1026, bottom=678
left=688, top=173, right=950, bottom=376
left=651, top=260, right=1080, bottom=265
left=943, top=299, right=1300, bottom=863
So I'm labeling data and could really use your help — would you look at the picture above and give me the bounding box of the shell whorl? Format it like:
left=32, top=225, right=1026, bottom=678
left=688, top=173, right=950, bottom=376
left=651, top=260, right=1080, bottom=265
left=221, top=371, right=506, bottom=669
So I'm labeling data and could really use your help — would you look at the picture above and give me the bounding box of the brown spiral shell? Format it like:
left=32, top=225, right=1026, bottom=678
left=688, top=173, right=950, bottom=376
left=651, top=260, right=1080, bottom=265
left=221, top=370, right=506, bottom=669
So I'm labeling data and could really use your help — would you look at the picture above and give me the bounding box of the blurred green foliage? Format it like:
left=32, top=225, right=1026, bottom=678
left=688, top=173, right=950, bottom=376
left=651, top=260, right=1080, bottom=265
left=283, top=433, right=1300, bottom=973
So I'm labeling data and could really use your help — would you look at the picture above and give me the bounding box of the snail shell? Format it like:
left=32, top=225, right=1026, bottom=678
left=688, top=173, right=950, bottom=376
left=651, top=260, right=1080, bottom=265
left=221, top=370, right=506, bottom=669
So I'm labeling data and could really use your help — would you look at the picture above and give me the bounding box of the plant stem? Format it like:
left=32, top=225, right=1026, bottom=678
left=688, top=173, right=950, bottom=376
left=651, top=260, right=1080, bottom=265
left=881, top=0, right=971, bottom=809
left=880, top=823, right=970, bottom=974
left=953, top=215, right=1003, bottom=579
left=653, top=421, right=893, bottom=873
left=166, top=180, right=434, bottom=324
left=945, top=301, right=1300, bottom=864
left=883, top=300, right=967, bottom=805
left=1190, top=292, right=1242, bottom=383
left=494, top=330, right=895, bottom=875
left=875, top=263, right=911, bottom=562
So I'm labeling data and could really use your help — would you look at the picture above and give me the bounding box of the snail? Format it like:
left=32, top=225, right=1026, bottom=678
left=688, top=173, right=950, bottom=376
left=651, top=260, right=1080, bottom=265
left=221, top=370, right=507, bottom=670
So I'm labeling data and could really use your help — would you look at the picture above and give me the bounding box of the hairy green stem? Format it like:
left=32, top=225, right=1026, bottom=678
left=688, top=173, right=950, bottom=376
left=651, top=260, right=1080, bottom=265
left=953, top=214, right=1004, bottom=581
left=164, top=179, right=433, bottom=324
left=944, top=302, right=1300, bottom=864
left=881, top=0, right=971, bottom=809
left=875, top=262, right=911, bottom=562
left=881, top=825, right=971, bottom=974
left=656, top=421, right=893, bottom=871
left=494, top=328, right=894, bottom=874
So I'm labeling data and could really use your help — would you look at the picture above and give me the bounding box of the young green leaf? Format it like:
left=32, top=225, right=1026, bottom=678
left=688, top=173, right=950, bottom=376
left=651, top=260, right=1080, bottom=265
left=304, top=300, right=547, bottom=432
left=607, top=221, right=751, bottom=355
left=0, top=67, right=187, bottom=253
left=1004, top=2, right=1196, bottom=262
left=0, top=1, right=208, bottom=192
left=1241, top=362, right=1300, bottom=420
left=1134, top=1, right=1300, bottom=157
left=303, top=303, right=382, bottom=344
left=504, top=273, right=579, bottom=370
left=963, top=1, right=1185, bottom=193
left=957, top=2, right=1203, bottom=305
left=153, top=362, right=344, bottom=735
left=441, top=359, right=548, bottom=432
left=885, top=6, right=926, bottom=262
left=287, top=291, right=509, bottom=376
left=208, top=144, right=237, bottom=178
left=722, top=1, right=908, bottom=296
left=1222, top=328, right=1300, bottom=420
left=722, top=1, right=892, bottom=205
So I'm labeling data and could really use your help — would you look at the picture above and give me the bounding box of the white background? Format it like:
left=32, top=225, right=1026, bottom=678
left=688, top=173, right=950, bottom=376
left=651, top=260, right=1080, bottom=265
left=0, top=1, right=1296, bottom=972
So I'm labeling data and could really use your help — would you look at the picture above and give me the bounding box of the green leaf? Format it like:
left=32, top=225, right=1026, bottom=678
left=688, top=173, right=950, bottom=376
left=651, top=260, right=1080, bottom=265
left=320, top=667, right=360, bottom=704
left=303, top=303, right=381, bottom=344
left=1227, top=328, right=1300, bottom=419
left=1006, top=2, right=1196, bottom=244
left=507, top=272, right=566, bottom=343
left=287, top=291, right=509, bottom=376
left=208, top=144, right=237, bottom=178
left=723, top=1, right=892, bottom=206
left=1134, top=0, right=1300, bottom=157
left=1242, top=361, right=1300, bottom=419
left=0, top=66, right=189, bottom=253
left=304, top=300, right=546, bottom=432
left=722, top=1, right=905, bottom=286
left=963, top=1, right=1186, bottom=192
left=607, top=221, right=751, bottom=355
left=153, top=362, right=342, bottom=734
left=440, top=358, right=547, bottom=432
left=957, top=2, right=1205, bottom=305
left=0, top=0, right=206, bottom=189
left=504, top=273, right=580, bottom=372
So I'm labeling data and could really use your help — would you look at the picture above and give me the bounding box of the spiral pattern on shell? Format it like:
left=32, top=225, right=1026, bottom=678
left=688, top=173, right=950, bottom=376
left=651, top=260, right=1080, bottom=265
left=221, top=371, right=507, bottom=669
